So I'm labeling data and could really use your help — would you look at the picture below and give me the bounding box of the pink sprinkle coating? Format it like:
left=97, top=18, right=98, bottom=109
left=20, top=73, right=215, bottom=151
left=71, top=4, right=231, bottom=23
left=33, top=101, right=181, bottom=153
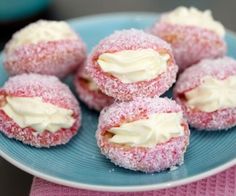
left=4, top=38, right=86, bottom=78
left=173, top=57, right=236, bottom=130
left=74, top=62, right=114, bottom=111
left=150, top=22, right=226, bottom=71
left=0, top=74, right=81, bottom=147
left=96, top=97, right=190, bottom=173
left=87, top=29, right=178, bottom=101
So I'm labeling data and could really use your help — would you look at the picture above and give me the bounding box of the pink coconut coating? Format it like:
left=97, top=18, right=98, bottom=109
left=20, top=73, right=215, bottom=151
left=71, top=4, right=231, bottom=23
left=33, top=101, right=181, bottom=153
left=96, top=97, right=190, bottom=173
left=150, top=22, right=226, bottom=71
left=4, top=38, right=86, bottom=78
left=0, top=74, right=81, bottom=147
left=87, top=29, right=178, bottom=101
left=74, top=64, right=114, bottom=111
left=173, top=57, right=236, bottom=130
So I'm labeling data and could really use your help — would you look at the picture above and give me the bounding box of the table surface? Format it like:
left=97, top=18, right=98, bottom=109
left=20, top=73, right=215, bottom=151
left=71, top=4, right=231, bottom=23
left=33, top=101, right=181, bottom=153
left=0, top=0, right=236, bottom=195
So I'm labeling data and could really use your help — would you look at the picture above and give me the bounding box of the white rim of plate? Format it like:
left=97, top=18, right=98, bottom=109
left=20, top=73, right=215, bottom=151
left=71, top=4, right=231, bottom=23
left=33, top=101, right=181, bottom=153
left=0, top=12, right=236, bottom=192
left=1, top=148, right=236, bottom=192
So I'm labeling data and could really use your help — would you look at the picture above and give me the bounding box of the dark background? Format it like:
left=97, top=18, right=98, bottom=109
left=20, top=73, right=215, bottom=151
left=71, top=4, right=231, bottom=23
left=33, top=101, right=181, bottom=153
left=0, top=0, right=235, bottom=195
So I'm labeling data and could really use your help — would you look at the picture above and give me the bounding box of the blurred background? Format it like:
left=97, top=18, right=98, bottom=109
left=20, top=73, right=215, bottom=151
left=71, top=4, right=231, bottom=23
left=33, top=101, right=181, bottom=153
left=1, top=0, right=236, bottom=50
left=0, top=0, right=235, bottom=195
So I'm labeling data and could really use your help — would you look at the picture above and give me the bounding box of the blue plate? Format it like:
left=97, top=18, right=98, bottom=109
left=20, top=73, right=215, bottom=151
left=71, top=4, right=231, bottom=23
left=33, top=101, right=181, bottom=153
left=0, top=13, right=236, bottom=192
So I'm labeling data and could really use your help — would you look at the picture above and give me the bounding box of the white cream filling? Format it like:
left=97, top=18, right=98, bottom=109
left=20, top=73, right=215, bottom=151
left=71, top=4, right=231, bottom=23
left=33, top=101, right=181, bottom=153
left=6, top=20, right=78, bottom=52
left=97, top=49, right=169, bottom=83
left=161, top=6, right=225, bottom=37
left=185, top=76, right=236, bottom=112
left=108, top=112, right=184, bottom=148
left=1, top=96, right=75, bottom=133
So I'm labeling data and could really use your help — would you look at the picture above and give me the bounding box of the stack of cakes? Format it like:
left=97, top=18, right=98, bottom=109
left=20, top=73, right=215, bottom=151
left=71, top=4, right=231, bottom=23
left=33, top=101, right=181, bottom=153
left=1, top=20, right=86, bottom=147
left=1, top=6, right=236, bottom=173
left=81, top=28, right=190, bottom=172
left=150, top=7, right=236, bottom=131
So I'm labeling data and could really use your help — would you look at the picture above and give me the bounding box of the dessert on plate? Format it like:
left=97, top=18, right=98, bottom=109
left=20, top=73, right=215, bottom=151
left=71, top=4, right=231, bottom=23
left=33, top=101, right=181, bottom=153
left=87, top=29, right=178, bottom=101
left=96, top=97, right=190, bottom=172
left=150, top=6, right=226, bottom=71
left=4, top=20, right=86, bottom=78
left=0, top=74, right=81, bottom=147
left=174, top=57, right=236, bottom=130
